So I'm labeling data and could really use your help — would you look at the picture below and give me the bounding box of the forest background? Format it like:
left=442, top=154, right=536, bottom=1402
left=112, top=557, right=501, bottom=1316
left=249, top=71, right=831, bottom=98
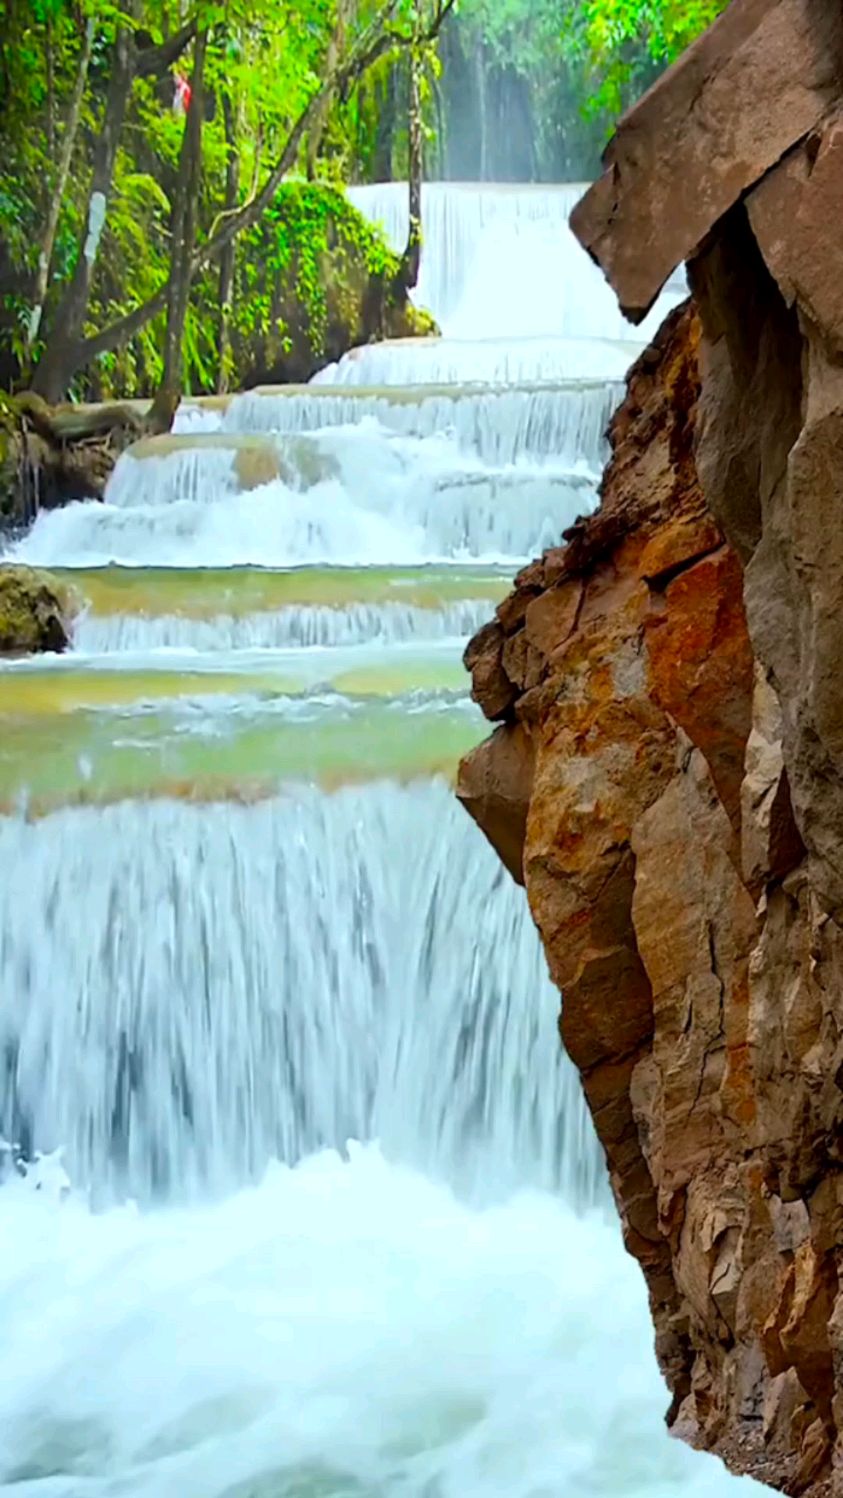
left=0, top=0, right=725, bottom=405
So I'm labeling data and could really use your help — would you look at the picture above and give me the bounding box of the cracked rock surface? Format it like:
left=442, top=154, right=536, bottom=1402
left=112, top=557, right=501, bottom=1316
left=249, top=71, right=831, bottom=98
left=459, top=5, right=843, bottom=1475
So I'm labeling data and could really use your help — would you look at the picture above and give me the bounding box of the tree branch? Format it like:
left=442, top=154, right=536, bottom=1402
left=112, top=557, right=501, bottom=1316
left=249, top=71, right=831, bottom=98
left=80, top=285, right=170, bottom=362
left=136, top=16, right=198, bottom=77
left=75, top=0, right=455, bottom=369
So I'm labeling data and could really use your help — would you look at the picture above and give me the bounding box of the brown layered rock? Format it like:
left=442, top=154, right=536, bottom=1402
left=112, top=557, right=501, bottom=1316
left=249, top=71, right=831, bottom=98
left=459, top=2, right=843, bottom=1492
left=571, top=0, right=843, bottom=323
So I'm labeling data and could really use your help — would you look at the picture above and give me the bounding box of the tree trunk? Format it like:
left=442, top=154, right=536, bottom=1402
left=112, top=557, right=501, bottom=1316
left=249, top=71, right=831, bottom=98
left=45, top=10, right=55, bottom=157
left=432, top=72, right=446, bottom=180
left=307, top=5, right=345, bottom=178
left=401, top=35, right=423, bottom=290
left=162, top=28, right=209, bottom=395
left=32, top=22, right=138, bottom=402
left=217, top=92, right=240, bottom=393
left=27, top=16, right=96, bottom=350
left=31, top=13, right=197, bottom=402
left=372, top=66, right=396, bottom=181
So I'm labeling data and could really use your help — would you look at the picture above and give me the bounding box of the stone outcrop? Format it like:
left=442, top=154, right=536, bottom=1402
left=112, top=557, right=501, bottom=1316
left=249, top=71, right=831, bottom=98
left=0, top=389, right=178, bottom=530
left=570, top=0, right=843, bottom=324
left=0, top=564, right=77, bottom=654
left=459, top=5, right=843, bottom=1489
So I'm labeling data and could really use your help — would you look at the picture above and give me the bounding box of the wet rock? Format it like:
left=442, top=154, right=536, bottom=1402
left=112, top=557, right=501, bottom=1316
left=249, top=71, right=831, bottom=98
left=456, top=723, right=534, bottom=884
left=571, top=0, right=843, bottom=322
left=0, top=564, right=77, bottom=655
left=0, top=388, right=178, bottom=529
left=463, top=620, right=517, bottom=721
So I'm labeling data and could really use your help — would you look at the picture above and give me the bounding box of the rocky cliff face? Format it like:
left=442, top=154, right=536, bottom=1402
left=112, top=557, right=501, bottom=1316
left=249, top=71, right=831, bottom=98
left=458, top=3, right=843, bottom=1492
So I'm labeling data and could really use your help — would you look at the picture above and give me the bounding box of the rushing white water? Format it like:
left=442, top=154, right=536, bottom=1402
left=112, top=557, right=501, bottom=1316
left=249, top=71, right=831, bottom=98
left=217, top=381, right=621, bottom=468
left=15, top=433, right=597, bottom=569
left=0, top=783, right=597, bottom=1206
left=0, top=180, right=763, bottom=1498
left=0, top=1147, right=764, bottom=1498
left=312, top=334, right=638, bottom=388
left=74, top=599, right=493, bottom=652
left=347, top=182, right=686, bottom=342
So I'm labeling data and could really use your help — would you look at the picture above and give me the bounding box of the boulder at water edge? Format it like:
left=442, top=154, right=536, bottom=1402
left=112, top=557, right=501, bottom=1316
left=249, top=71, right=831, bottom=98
left=0, top=565, right=76, bottom=654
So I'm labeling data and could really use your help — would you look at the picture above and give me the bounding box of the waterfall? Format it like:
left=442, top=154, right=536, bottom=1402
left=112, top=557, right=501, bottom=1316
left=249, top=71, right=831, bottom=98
left=16, top=399, right=604, bottom=569
left=217, top=380, right=621, bottom=466
left=73, top=598, right=494, bottom=653
left=0, top=183, right=759, bottom=1498
left=0, top=784, right=598, bottom=1206
left=347, top=182, right=686, bottom=341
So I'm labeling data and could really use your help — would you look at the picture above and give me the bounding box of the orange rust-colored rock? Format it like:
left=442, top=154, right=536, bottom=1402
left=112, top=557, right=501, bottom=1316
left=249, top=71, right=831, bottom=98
left=461, top=9, right=843, bottom=1492
left=461, top=6, right=843, bottom=1492
left=458, top=294, right=839, bottom=1493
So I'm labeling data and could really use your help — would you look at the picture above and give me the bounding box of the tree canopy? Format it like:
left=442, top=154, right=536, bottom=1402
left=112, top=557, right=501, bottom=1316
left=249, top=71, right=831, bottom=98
left=0, top=0, right=727, bottom=403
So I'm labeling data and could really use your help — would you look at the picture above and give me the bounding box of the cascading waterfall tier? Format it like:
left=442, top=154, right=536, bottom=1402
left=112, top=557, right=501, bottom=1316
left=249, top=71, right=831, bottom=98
left=347, top=182, right=687, bottom=342
left=0, top=783, right=599, bottom=1207
left=311, top=333, right=639, bottom=388
left=73, top=598, right=494, bottom=653
left=215, top=380, right=622, bottom=467
left=15, top=416, right=603, bottom=570
left=0, top=179, right=756, bottom=1498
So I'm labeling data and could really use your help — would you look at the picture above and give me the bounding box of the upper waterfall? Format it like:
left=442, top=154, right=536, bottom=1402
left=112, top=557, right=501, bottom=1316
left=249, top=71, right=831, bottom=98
left=347, top=182, right=687, bottom=342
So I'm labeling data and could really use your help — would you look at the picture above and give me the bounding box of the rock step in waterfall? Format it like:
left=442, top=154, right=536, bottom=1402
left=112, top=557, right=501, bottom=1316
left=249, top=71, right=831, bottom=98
left=0, top=185, right=758, bottom=1498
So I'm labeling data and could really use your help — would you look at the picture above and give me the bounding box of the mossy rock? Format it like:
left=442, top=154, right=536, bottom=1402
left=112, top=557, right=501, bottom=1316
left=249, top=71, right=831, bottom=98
left=0, top=564, right=79, bottom=655
left=0, top=394, right=23, bottom=525
left=227, top=182, right=439, bottom=388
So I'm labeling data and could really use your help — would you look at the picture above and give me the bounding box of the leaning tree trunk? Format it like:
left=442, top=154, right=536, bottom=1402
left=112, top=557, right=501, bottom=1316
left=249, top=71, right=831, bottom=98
left=306, top=5, right=344, bottom=178
left=400, top=36, right=423, bottom=290
left=217, top=91, right=241, bottom=393
left=162, top=28, right=209, bottom=394
left=45, top=9, right=56, bottom=158
left=32, top=23, right=138, bottom=403
left=28, top=15, right=96, bottom=351
left=372, top=65, right=397, bottom=180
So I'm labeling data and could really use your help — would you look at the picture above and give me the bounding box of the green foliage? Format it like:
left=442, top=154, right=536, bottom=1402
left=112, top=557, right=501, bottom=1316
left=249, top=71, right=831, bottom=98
left=565, top=0, right=728, bottom=115
left=0, top=0, right=453, bottom=396
left=452, top=0, right=726, bottom=168
left=0, top=0, right=725, bottom=397
left=234, top=180, right=399, bottom=360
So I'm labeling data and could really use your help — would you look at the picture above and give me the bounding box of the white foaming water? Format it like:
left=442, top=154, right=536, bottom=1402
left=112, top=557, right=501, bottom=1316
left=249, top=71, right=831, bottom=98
left=0, top=181, right=759, bottom=1498
left=0, top=1147, right=766, bottom=1498
left=312, top=334, right=637, bottom=388
left=74, top=599, right=493, bottom=652
left=14, top=428, right=597, bottom=569
left=0, top=784, right=597, bottom=1205
left=218, top=380, right=621, bottom=468
left=347, top=182, right=686, bottom=341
